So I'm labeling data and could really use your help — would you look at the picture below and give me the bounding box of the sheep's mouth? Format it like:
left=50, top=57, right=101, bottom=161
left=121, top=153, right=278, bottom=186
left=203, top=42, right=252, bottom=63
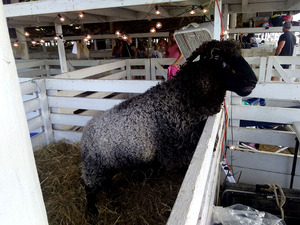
left=243, top=85, right=255, bottom=92
left=239, top=85, right=256, bottom=96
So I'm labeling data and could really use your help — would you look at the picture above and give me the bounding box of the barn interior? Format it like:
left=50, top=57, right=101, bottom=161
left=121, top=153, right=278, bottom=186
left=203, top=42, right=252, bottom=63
left=1, top=0, right=300, bottom=225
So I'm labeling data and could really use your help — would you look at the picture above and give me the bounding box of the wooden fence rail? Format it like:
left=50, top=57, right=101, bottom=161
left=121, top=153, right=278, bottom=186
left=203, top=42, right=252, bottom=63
left=17, top=56, right=300, bottom=84
left=225, top=82, right=300, bottom=190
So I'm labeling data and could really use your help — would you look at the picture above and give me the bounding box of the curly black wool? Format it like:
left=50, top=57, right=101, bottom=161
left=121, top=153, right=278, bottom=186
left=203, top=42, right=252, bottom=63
left=80, top=40, right=257, bottom=211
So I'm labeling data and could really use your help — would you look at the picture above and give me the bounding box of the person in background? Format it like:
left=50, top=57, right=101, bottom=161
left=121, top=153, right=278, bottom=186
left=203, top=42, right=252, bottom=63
left=135, top=42, right=147, bottom=58
left=275, top=22, right=296, bottom=69
left=166, top=30, right=183, bottom=79
left=134, top=42, right=148, bottom=79
left=112, top=39, right=123, bottom=58
left=151, top=44, right=163, bottom=58
left=158, top=37, right=168, bottom=57
left=246, top=33, right=258, bottom=47
left=121, top=35, right=134, bottom=58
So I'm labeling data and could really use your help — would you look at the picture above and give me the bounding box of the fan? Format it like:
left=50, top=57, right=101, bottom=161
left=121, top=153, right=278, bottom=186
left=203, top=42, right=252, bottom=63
left=174, top=22, right=214, bottom=59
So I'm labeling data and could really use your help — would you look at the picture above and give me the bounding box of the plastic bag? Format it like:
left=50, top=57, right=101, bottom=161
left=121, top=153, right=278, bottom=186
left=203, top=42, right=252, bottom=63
left=211, top=204, right=286, bottom=225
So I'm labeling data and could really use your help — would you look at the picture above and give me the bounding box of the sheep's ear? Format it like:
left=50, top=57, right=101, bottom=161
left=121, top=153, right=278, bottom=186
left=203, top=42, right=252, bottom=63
left=211, top=48, right=222, bottom=60
left=211, top=48, right=227, bottom=68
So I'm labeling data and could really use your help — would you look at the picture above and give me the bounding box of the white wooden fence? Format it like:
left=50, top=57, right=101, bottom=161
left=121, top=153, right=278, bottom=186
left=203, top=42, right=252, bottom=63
left=167, top=111, right=225, bottom=225
left=20, top=78, right=159, bottom=150
left=16, top=58, right=184, bottom=80
left=225, top=82, right=300, bottom=190
left=16, top=59, right=120, bottom=77
left=16, top=56, right=300, bottom=84
left=18, top=56, right=300, bottom=224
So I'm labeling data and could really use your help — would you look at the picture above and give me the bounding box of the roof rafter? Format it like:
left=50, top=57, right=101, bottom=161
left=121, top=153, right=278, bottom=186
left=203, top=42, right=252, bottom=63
left=89, top=8, right=138, bottom=20
left=4, top=0, right=186, bottom=18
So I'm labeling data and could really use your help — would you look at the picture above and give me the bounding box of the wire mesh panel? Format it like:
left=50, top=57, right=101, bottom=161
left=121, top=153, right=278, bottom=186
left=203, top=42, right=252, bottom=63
left=174, top=22, right=213, bottom=59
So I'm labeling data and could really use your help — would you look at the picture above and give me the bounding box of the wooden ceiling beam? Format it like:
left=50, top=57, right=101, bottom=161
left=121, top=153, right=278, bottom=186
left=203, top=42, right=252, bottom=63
left=88, top=8, right=138, bottom=20
left=228, top=1, right=300, bottom=13
left=4, top=0, right=186, bottom=18
left=126, top=5, right=173, bottom=18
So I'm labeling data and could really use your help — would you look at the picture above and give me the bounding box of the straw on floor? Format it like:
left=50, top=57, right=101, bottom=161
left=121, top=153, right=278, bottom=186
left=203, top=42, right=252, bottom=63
left=34, top=141, right=184, bottom=225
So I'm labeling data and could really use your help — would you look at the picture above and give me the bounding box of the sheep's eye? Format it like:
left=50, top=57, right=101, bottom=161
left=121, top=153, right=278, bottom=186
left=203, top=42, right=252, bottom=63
left=222, top=62, right=227, bottom=68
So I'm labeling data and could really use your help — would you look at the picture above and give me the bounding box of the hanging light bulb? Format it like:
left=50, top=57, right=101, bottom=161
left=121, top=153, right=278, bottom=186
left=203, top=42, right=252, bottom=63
left=31, top=40, right=37, bottom=45
left=190, top=6, right=196, bottom=15
left=115, top=30, right=121, bottom=36
left=155, top=5, right=160, bottom=15
left=13, top=42, right=19, bottom=47
left=79, top=12, right=85, bottom=18
left=223, top=30, right=229, bottom=36
left=86, top=34, right=92, bottom=40
left=229, top=145, right=236, bottom=150
left=24, top=31, right=30, bottom=37
left=199, top=5, right=208, bottom=13
left=150, top=27, right=156, bottom=33
left=54, top=36, right=59, bottom=40
left=58, top=14, right=65, bottom=22
left=40, top=38, right=45, bottom=44
left=122, top=34, right=128, bottom=40
left=155, top=22, right=162, bottom=29
left=83, top=37, right=88, bottom=42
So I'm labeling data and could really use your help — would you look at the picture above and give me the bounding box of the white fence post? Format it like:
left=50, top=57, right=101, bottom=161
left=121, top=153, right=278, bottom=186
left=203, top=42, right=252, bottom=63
left=258, top=57, right=267, bottom=83
left=45, top=60, right=51, bottom=77
left=126, top=59, right=131, bottom=80
left=36, top=79, right=54, bottom=145
left=55, top=23, right=68, bottom=74
left=266, top=56, right=274, bottom=82
left=145, top=59, right=151, bottom=80
left=150, top=58, right=156, bottom=80
left=0, top=2, right=48, bottom=224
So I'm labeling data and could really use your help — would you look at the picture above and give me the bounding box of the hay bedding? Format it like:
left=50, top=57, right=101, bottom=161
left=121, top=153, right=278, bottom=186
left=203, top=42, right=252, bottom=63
left=34, top=141, right=184, bottom=225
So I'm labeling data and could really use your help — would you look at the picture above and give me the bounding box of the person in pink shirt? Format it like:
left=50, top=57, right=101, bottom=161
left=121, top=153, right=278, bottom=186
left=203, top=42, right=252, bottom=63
left=166, top=31, right=183, bottom=79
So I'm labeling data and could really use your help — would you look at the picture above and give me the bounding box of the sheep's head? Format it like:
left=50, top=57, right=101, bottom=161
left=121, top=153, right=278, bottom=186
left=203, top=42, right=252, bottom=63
left=185, top=40, right=257, bottom=97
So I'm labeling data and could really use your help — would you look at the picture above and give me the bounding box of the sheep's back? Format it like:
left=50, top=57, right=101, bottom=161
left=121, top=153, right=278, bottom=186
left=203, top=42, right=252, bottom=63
left=80, top=81, right=211, bottom=172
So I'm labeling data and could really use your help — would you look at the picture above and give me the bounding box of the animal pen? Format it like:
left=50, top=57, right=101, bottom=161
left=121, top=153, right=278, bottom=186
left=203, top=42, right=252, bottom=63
left=2, top=1, right=300, bottom=225
left=15, top=54, right=300, bottom=224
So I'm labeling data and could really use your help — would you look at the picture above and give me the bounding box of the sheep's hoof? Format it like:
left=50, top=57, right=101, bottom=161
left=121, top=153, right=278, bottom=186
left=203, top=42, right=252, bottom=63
left=87, top=203, right=98, bottom=216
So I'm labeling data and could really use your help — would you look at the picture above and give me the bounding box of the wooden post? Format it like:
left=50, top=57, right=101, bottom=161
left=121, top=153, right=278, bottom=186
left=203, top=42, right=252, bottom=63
left=36, top=79, right=54, bottom=145
left=94, top=39, right=98, bottom=50
left=0, top=2, right=48, bottom=224
left=223, top=4, right=229, bottom=34
left=229, top=13, right=237, bottom=39
left=145, top=58, right=150, bottom=80
left=45, top=60, right=51, bottom=77
left=15, top=27, right=30, bottom=59
left=54, top=23, right=68, bottom=73
left=214, top=0, right=222, bottom=40
left=126, top=59, right=132, bottom=80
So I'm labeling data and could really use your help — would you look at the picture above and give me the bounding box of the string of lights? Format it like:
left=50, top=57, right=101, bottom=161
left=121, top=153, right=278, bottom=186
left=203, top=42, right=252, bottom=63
left=115, top=4, right=211, bottom=39
left=10, top=3, right=220, bottom=47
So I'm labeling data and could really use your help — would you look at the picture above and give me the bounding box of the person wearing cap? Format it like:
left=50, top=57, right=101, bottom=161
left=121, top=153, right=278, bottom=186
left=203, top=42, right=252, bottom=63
left=275, top=22, right=296, bottom=69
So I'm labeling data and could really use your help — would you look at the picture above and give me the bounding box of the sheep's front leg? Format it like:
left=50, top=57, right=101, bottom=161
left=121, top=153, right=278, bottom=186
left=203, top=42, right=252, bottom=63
left=85, top=185, right=99, bottom=215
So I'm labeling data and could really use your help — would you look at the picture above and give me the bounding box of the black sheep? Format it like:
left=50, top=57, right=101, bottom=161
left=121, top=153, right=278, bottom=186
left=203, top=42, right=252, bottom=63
left=80, top=40, right=257, bottom=213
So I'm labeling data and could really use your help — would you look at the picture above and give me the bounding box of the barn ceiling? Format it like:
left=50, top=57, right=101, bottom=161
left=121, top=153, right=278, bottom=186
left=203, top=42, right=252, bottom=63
left=4, top=0, right=210, bottom=27
left=3, top=0, right=300, bottom=39
left=5, top=0, right=299, bottom=28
